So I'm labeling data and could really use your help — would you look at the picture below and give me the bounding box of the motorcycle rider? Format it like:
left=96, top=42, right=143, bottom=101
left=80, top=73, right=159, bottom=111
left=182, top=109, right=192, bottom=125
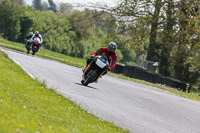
left=25, top=32, right=33, bottom=40
left=25, top=32, right=34, bottom=54
left=32, top=31, right=43, bottom=51
left=83, top=42, right=117, bottom=82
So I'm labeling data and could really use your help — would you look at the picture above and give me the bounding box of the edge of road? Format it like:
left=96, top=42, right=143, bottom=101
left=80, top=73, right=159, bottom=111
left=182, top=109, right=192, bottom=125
left=0, top=47, right=35, bottom=79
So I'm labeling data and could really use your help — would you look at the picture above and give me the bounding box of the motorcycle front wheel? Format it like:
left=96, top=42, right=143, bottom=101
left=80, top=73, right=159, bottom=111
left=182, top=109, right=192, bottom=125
left=81, top=70, right=97, bottom=86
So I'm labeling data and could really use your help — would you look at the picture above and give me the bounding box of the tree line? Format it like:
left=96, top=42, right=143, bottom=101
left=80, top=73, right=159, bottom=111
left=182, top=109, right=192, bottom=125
left=0, top=0, right=123, bottom=59
left=0, top=0, right=199, bottom=90
left=112, top=0, right=200, bottom=91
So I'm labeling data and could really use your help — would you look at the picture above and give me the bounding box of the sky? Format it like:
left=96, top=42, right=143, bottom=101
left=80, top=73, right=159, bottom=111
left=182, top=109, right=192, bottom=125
left=25, top=0, right=120, bottom=7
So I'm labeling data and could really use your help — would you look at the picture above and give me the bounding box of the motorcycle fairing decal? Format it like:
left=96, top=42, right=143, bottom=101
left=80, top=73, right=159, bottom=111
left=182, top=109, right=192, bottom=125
left=96, top=73, right=102, bottom=82
left=84, top=65, right=91, bottom=74
left=34, top=40, right=39, bottom=44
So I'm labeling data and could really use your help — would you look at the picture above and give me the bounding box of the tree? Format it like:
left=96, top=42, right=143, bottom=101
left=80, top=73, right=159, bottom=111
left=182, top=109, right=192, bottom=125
left=172, top=0, right=200, bottom=87
left=32, top=0, right=43, bottom=11
left=48, top=0, right=57, bottom=13
left=59, top=2, right=73, bottom=14
left=18, top=16, right=34, bottom=42
left=40, top=12, right=77, bottom=56
left=159, top=0, right=175, bottom=76
left=0, top=0, right=21, bottom=41
left=69, top=9, right=95, bottom=39
left=0, top=0, right=41, bottom=41
left=42, top=1, right=49, bottom=10
left=11, top=0, right=24, bottom=5
left=146, top=0, right=164, bottom=62
left=111, top=0, right=165, bottom=62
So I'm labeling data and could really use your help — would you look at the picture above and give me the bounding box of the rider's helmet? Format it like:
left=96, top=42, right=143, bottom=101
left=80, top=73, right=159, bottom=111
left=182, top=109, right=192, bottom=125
left=29, top=32, right=33, bottom=36
left=35, top=31, right=39, bottom=37
left=108, top=42, right=117, bottom=54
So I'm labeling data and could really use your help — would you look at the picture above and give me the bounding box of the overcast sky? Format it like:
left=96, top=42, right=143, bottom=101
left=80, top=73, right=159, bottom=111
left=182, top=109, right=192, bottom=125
left=25, top=0, right=120, bottom=7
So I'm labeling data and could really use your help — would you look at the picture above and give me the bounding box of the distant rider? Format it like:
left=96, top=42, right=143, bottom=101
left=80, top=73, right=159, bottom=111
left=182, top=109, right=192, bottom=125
left=32, top=31, right=43, bottom=51
left=25, top=32, right=34, bottom=54
left=83, top=42, right=117, bottom=76
left=25, top=32, right=33, bottom=40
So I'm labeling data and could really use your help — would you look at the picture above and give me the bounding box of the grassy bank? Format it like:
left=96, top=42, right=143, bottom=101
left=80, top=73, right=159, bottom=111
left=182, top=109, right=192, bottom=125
left=0, top=39, right=199, bottom=102
left=0, top=39, right=85, bottom=68
left=0, top=50, right=128, bottom=132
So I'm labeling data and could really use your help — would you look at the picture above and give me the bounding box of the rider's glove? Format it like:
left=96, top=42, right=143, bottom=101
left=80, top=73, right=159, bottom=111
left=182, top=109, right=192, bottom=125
left=90, top=55, right=95, bottom=58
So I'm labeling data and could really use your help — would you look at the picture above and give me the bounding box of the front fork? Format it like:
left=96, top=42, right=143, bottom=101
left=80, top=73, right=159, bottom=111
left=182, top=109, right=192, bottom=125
left=83, top=60, right=106, bottom=83
left=95, top=73, right=102, bottom=82
left=83, top=60, right=94, bottom=74
left=95, top=68, right=107, bottom=82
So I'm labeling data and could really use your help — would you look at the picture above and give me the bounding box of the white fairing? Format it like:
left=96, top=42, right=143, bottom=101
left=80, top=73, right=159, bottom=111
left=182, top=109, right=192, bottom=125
left=27, top=38, right=32, bottom=41
left=35, top=38, right=40, bottom=42
left=96, top=59, right=106, bottom=69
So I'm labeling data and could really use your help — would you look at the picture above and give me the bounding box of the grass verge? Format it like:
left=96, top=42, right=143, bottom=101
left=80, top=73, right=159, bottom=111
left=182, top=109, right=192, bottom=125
left=0, top=38, right=199, bottom=102
left=0, top=50, right=128, bottom=132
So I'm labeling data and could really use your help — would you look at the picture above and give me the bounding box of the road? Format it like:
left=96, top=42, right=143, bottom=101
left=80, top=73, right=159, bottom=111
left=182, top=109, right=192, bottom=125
left=2, top=48, right=200, bottom=133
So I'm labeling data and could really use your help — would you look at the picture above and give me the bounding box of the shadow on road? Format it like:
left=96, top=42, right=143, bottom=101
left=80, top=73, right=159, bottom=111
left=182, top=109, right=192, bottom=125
left=75, top=83, right=100, bottom=90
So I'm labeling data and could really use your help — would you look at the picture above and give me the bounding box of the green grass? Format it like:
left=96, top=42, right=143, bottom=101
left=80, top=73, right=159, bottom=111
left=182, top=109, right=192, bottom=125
left=0, top=51, right=128, bottom=133
left=0, top=38, right=200, bottom=102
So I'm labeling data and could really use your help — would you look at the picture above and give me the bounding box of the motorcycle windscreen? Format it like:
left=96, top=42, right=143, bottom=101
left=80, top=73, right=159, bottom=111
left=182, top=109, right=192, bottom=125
left=34, top=38, right=40, bottom=44
left=96, top=59, right=106, bottom=69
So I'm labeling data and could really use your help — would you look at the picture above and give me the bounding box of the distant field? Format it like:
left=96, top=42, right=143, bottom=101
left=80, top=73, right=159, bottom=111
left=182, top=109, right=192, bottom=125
left=0, top=38, right=199, bottom=102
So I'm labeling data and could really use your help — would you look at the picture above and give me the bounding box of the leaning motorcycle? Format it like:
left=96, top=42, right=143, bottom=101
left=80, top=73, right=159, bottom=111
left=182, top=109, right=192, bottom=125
left=81, top=55, right=109, bottom=86
left=25, top=38, right=33, bottom=54
left=32, top=37, right=40, bottom=55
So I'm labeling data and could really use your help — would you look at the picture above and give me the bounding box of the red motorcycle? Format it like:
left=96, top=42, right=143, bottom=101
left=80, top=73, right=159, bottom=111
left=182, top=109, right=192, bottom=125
left=32, top=37, right=40, bottom=55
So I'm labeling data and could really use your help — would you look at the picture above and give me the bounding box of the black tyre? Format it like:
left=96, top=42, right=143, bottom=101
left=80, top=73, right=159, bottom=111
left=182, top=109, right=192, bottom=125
left=26, top=44, right=31, bottom=51
left=83, top=70, right=97, bottom=86
left=81, top=80, right=84, bottom=85
left=32, top=46, right=37, bottom=55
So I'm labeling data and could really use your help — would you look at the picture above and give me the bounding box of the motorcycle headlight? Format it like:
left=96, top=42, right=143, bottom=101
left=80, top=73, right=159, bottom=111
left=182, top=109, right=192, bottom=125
left=96, top=59, right=106, bottom=69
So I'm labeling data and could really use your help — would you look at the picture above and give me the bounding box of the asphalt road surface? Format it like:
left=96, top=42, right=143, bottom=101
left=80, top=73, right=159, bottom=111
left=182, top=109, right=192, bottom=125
left=2, top=48, right=200, bottom=133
